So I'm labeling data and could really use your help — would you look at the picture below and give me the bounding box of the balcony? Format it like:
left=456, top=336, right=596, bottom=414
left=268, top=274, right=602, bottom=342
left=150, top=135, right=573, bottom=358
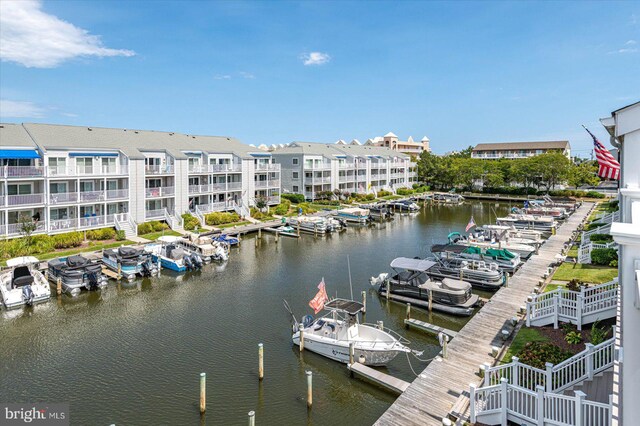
left=145, top=165, right=175, bottom=175
left=304, top=163, right=331, bottom=171
left=106, top=189, right=129, bottom=200
left=6, top=193, right=45, bottom=206
left=338, top=176, right=347, bottom=183
left=267, top=196, right=280, bottom=204
left=189, top=164, right=242, bottom=174
left=145, top=209, right=166, bottom=219
left=78, top=215, right=114, bottom=228
left=255, top=164, right=280, bottom=172
left=2, top=165, right=45, bottom=178
left=49, top=192, right=78, bottom=205
left=49, top=218, right=78, bottom=232
left=145, top=186, right=175, bottom=198
left=338, top=163, right=356, bottom=169
left=226, top=182, right=242, bottom=191
left=189, top=184, right=212, bottom=194
left=255, top=180, right=269, bottom=188
left=79, top=191, right=106, bottom=202
left=195, top=202, right=229, bottom=213
left=3, top=221, right=46, bottom=236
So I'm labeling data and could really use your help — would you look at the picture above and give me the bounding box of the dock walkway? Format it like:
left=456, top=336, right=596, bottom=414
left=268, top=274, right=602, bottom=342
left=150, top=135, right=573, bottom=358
left=374, top=202, right=594, bottom=426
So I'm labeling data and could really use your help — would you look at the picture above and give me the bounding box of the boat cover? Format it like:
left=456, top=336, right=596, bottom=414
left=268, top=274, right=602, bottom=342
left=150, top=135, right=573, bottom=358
left=118, top=246, right=141, bottom=258
left=431, top=244, right=469, bottom=254
left=390, top=257, right=437, bottom=271
left=441, top=278, right=471, bottom=291
left=66, top=255, right=89, bottom=268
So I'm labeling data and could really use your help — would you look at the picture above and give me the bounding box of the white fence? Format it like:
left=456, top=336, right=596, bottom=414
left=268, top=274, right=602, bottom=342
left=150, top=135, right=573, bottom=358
left=526, top=279, right=618, bottom=330
left=471, top=378, right=613, bottom=426
left=578, top=241, right=617, bottom=264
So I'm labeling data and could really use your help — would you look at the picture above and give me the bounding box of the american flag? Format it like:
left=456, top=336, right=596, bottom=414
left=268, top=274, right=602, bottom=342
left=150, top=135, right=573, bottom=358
left=465, top=216, right=476, bottom=232
left=584, top=126, right=620, bottom=180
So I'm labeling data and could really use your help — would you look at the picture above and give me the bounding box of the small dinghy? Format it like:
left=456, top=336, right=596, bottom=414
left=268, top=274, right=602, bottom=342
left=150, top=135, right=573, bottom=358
left=0, top=257, right=51, bottom=309
left=47, top=255, right=108, bottom=296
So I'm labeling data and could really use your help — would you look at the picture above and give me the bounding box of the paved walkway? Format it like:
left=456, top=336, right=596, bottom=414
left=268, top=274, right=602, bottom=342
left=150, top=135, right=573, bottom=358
left=374, top=202, right=595, bottom=426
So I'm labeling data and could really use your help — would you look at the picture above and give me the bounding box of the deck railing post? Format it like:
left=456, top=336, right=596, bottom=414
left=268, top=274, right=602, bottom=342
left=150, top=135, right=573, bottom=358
left=545, top=362, right=554, bottom=392
left=469, top=384, right=477, bottom=423
left=511, top=356, right=519, bottom=387
left=483, top=362, right=492, bottom=387
left=526, top=301, right=531, bottom=327
left=585, top=343, right=594, bottom=379
left=553, top=294, right=559, bottom=329
left=576, top=293, right=583, bottom=331
left=536, top=385, right=545, bottom=426
left=574, top=391, right=586, bottom=426
left=500, top=378, right=508, bottom=426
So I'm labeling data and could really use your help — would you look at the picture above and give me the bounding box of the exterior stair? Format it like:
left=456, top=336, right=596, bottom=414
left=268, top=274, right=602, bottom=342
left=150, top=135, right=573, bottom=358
left=114, top=213, right=138, bottom=239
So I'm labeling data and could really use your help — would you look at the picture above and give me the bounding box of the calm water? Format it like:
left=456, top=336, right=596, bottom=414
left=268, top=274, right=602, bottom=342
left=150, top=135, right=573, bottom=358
left=0, top=201, right=512, bottom=425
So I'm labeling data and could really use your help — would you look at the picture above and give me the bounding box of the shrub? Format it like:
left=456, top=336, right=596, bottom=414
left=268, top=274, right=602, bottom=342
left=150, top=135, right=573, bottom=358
left=151, top=221, right=168, bottom=232
left=86, top=228, right=116, bottom=240
left=609, top=259, right=618, bottom=267
left=517, top=342, right=573, bottom=370
left=397, top=188, right=415, bottom=195
left=115, top=230, right=126, bottom=241
left=297, top=202, right=317, bottom=215
left=181, top=213, right=200, bottom=231
left=565, top=331, right=582, bottom=345
left=586, top=191, right=605, bottom=199
left=589, top=320, right=608, bottom=345
left=586, top=222, right=604, bottom=231
left=137, top=222, right=153, bottom=235
left=590, top=248, right=618, bottom=266
left=204, top=212, right=240, bottom=226
left=281, top=193, right=305, bottom=204
left=273, top=200, right=291, bottom=215
left=589, top=234, right=613, bottom=243
left=377, top=190, right=391, bottom=197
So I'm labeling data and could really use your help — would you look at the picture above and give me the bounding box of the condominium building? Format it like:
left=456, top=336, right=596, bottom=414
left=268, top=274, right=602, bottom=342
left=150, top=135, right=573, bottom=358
left=0, top=123, right=280, bottom=238
left=365, top=132, right=431, bottom=156
left=271, top=142, right=416, bottom=200
left=603, top=101, right=640, bottom=426
left=471, top=140, right=571, bottom=159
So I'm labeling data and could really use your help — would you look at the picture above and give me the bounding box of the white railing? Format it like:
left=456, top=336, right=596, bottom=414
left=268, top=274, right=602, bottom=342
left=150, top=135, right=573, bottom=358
left=338, top=163, right=356, bottom=169
left=189, top=163, right=242, bottom=173
left=145, top=164, right=174, bottom=174
left=226, top=182, right=242, bottom=191
left=304, top=163, right=331, bottom=170
left=526, top=279, right=618, bottom=329
left=193, top=205, right=205, bottom=225
left=590, top=210, right=619, bottom=224
left=578, top=241, right=617, bottom=264
left=255, top=163, right=280, bottom=172
left=145, top=208, right=166, bottom=219
left=79, top=191, right=106, bottom=202
left=49, top=218, right=78, bottom=231
left=145, top=186, right=175, bottom=197
left=197, top=202, right=228, bottom=213
left=79, top=215, right=108, bottom=228
left=47, top=164, right=128, bottom=176
left=267, top=195, right=280, bottom=204
left=339, top=176, right=347, bottom=182
left=3, top=221, right=46, bottom=236
left=106, top=189, right=129, bottom=200
left=484, top=335, right=615, bottom=394
left=6, top=193, right=45, bottom=206
left=581, top=224, right=611, bottom=243
left=49, top=192, right=78, bottom=204
left=471, top=379, right=612, bottom=426
left=255, top=180, right=269, bottom=188
left=2, top=165, right=45, bottom=178
left=189, top=184, right=213, bottom=194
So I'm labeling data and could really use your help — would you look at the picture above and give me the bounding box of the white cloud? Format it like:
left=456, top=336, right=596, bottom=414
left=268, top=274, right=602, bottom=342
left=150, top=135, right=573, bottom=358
left=213, top=74, right=231, bottom=80
left=0, top=99, right=45, bottom=118
left=239, top=71, right=255, bottom=79
left=625, top=39, right=637, bottom=45
left=0, top=0, right=134, bottom=68
left=609, top=48, right=638, bottom=54
left=301, top=51, right=331, bottom=66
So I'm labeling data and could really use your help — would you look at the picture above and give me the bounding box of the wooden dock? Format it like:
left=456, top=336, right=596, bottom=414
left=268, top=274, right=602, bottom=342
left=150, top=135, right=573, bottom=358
left=404, top=319, right=458, bottom=339
left=374, top=202, right=595, bottom=426
left=262, top=227, right=300, bottom=238
left=221, top=220, right=282, bottom=237
left=348, top=363, right=410, bottom=395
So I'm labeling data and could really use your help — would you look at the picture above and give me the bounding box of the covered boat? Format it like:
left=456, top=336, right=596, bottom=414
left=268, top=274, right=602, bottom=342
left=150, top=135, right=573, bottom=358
left=47, top=255, right=108, bottom=296
left=361, top=203, right=393, bottom=220
left=287, top=216, right=328, bottom=234
left=102, top=246, right=159, bottom=281
left=431, top=244, right=521, bottom=274
left=371, top=257, right=479, bottom=316
left=424, top=256, right=505, bottom=290
left=496, top=214, right=557, bottom=232
left=388, top=200, right=419, bottom=212
left=334, top=207, right=370, bottom=223
left=291, top=298, right=411, bottom=366
left=478, top=224, right=544, bottom=247
left=0, top=257, right=51, bottom=309
left=448, top=231, right=535, bottom=259
left=178, top=234, right=229, bottom=262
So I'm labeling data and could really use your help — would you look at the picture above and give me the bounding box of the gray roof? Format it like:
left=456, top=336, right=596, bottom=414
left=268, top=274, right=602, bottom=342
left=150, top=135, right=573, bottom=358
left=272, top=141, right=410, bottom=159
left=0, top=123, right=39, bottom=148
left=473, top=141, right=570, bottom=152
left=19, top=123, right=257, bottom=160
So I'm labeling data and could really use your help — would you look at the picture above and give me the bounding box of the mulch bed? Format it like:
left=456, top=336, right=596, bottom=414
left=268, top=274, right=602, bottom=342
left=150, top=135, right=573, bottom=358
left=537, top=317, right=616, bottom=355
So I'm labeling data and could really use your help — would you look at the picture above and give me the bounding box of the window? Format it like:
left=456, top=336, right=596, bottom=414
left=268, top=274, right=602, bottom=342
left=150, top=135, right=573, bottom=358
left=146, top=179, right=161, bottom=188
left=48, top=157, right=66, bottom=173
left=188, top=157, right=199, bottom=169
left=292, top=158, right=299, bottom=165
left=101, top=158, right=116, bottom=174
left=8, top=184, right=32, bottom=195
left=293, top=186, right=299, bottom=192
left=305, top=172, right=312, bottom=179
left=80, top=181, right=94, bottom=192
left=76, top=157, right=93, bottom=174
left=50, top=182, right=67, bottom=194
left=292, top=171, right=299, bottom=179
left=50, top=208, right=69, bottom=220
left=106, top=180, right=118, bottom=191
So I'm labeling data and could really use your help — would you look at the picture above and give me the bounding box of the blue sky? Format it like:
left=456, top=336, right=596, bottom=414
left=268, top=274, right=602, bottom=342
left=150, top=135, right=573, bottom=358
left=0, top=1, right=638, bottom=156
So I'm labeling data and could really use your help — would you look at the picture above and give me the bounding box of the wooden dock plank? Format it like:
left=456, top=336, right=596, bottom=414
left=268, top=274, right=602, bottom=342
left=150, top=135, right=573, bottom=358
left=348, top=363, right=410, bottom=395
left=404, top=319, right=458, bottom=339
left=374, top=202, right=594, bottom=426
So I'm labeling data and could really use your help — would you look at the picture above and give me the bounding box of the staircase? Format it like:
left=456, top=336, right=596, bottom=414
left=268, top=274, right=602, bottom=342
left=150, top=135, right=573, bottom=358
left=164, top=209, right=184, bottom=232
left=114, top=213, right=137, bottom=239
left=233, top=201, right=257, bottom=223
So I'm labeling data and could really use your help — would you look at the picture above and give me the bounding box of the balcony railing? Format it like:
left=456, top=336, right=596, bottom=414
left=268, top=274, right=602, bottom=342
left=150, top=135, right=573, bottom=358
left=48, top=164, right=129, bottom=177
left=338, top=176, right=347, bottom=182
left=338, top=163, right=356, bottom=169
left=267, top=196, right=280, bottom=204
left=6, top=193, right=45, bottom=206
left=227, top=182, right=242, bottom=191
left=145, top=186, right=175, bottom=197
left=304, top=164, right=331, bottom=170
left=189, top=164, right=242, bottom=173
left=145, top=165, right=175, bottom=175
left=255, top=180, right=269, bottom=188
left=49, top=218, right=78, bottom=232
left=145, top=208, right=166, bottom=219
left=79, top=191, right=106, bottom=202
left=196, top=202, right=229, bottom=213
left=78, top=215, right=111, bottom=228
left=49, top=192, right=78, bottom=204
left=255, top=163, right=280, bottom=172
left=4, top=221, right=46, bottom=236
left=189, top=184, right=212, bottom=194
left=106, top=189, right=129, bottom=200
left=2, top=165, right=45, bottom=178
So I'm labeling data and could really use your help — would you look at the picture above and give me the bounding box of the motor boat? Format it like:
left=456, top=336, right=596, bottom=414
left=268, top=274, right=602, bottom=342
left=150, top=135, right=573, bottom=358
left=478, top=224, right=544, bottom=247
left=431, top=244, right=521, bottom=274
left=102, top=246, right=159, bottom=282
left=370, top=257, right=478, bottom=316
left=0, top=257, right=51, bottom=309
left=424, top=256, right=505, bottom=290
left=447, top=231, right=535, bottom=259
left=291, top=298, right=411, bottom=366
left=496, top=214, right=556, bottom=233
left=47, top=255, right=108, bottom=296
left=388, top=200, right=419, bottom=212
left=212, top=234, right=239, bottom=246
left=521, top=207, right=567, bottom=219
left=432, top=193, right=464, bottom=204
left=361, top=203, right=393, bottom=220
left=178, top=234, right=229, bottom=262
left=334, top=207, right=370, bottom=223
left=287, top=216, right=328, bottom=234
left=145, top=236, right=202, bottom=272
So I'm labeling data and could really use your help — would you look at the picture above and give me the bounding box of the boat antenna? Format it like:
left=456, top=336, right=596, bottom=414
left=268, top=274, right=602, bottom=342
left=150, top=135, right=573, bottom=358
left=347, top=255, right=354, bottom=300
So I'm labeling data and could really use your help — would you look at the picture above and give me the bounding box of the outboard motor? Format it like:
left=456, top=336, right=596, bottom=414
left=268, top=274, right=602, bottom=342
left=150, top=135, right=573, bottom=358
left=22, top=285, right=34, bottom=305
left=87, top=272, right=99, bottom=291
left=141, top=260, right=152, bottom=277
left=191, top=254, right=203, bottom=269
left=184, top=255, right=193, bottom=271
left=302, top=314, right=314, bottom=328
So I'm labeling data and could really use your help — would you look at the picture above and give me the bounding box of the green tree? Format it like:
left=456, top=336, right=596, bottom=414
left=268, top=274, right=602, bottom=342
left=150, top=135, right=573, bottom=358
left=568, top=161, right=600, bottom=189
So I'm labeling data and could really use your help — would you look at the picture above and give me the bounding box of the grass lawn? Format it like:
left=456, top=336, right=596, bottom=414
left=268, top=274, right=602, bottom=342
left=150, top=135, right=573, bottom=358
left=379, top=195, right=403, bottom=200
left=544, top=283, right=566, bottom=293
left=218, top=221, right=252, bottom=229
left=139, top=230, right=183, bottom=241
left=567, top=245, right=579, bottom=258
left=552, top=262, right=618, bottom=284
left=308, top=203, right=341, bottom=210
left=1, top=240, right=136, bottom=266
left=502, top=327, right=550, bottom=363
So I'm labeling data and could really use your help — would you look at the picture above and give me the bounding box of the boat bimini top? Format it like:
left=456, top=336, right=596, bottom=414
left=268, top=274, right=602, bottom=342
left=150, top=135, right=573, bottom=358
left=389, top=257, right=437, bottom=272
left=323, top=298, right=365, bottom=315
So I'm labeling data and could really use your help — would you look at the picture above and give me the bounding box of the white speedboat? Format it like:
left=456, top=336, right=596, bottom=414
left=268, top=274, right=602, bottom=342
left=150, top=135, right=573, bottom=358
left=145, top=236, right=203, bottom=272
left=0, top=257, right=51, bottom=309
left=291, top=298, right=411, bottom=366
left=448, top=231, right=535, bottom=259
left=496, top=214, right=556, bottom=232
left=178, top=234, right=229, bottom=262
left=478, top=224, right=544, bottom=246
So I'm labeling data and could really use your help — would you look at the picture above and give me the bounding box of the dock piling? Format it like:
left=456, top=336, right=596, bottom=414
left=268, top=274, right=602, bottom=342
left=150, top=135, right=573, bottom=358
left=428, top=289, right=433, bottom=312
left=299, top=323, right=304, bottom=352
left=306, top=371, right=313, bottom=409
left=258, top=343, right=264, bottom=380
left=406, top=303, right=411, bottom=321
left=377, top=320, right=384, bottom=330
left=56, top=277, right=62, bottom=296
left=361, top=290, right=367, bottom=313
left=349, top=342, right=355, bottom=365
left=248, top=411, right=255, bottom=426
left=199, top=372, right=206, bottom=413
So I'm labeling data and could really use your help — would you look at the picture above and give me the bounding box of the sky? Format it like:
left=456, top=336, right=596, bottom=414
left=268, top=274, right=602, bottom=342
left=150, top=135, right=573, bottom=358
left=0, top=0, right=638, bottom=156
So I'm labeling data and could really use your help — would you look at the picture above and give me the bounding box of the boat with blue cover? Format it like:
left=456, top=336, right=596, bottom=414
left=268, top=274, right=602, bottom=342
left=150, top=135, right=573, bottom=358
left=212, top=234, right=239, bottom=246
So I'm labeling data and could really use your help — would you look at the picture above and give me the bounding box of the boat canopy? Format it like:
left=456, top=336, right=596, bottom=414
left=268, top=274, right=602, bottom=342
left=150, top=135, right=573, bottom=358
left=487, top=248, right=517, bottom=259
left=390, top=257, right=437, bottom=271
left=6, top=256, right=40, bottom=267
left=431, top=244, right=468, bottom=254
left=324, top=298, right=364, bottom=315
left=157, top=235, right=182, bottom=243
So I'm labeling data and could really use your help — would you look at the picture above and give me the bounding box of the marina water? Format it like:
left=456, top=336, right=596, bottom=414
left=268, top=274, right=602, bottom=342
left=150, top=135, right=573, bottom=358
left=0, top=201, right=512, bottom=425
